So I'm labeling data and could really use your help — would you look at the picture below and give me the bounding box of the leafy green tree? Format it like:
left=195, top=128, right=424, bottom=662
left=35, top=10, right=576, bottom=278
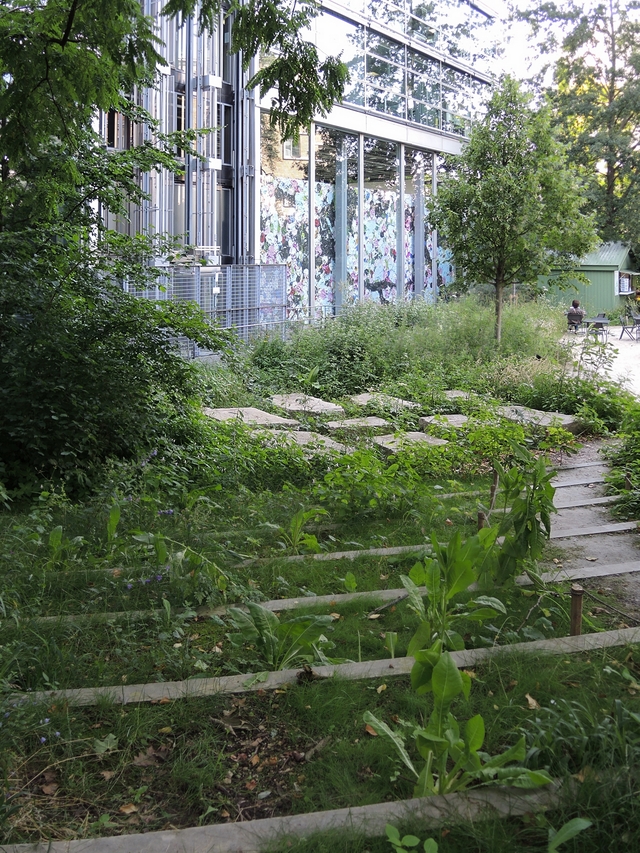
left=0, top=0, right=347, bottom=494
left=518, top=0, right=640, bottom=248
left=429, top=76, right=597, bottom=343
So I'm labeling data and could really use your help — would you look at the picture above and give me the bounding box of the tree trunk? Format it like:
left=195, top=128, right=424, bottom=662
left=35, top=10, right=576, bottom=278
left=495, top=279, right=503, bottom=344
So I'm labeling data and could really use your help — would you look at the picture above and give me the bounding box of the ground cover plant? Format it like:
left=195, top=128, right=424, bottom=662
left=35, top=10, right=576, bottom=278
left=3, top=648, right=640, bottom=843
left=3, top=297, right=640, bottom=847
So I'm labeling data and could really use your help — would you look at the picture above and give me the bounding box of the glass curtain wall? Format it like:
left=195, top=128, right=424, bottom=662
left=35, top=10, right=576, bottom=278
left=259, top=114, right=310, bottom=317
left=314, top=128, right=360, bottom=314
left=259, top=118, right=438, bottom=313
left=363, top=138, right=400, bottom=304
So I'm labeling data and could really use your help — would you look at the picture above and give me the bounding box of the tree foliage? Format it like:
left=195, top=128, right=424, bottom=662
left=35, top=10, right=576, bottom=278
left=429, top=77, right=597, bottom=343
left=518, top=0, right=640, bottom=248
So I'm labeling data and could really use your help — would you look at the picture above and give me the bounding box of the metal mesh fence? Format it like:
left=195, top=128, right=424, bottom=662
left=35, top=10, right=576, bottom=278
left=125, top=263, right=288, bottom=356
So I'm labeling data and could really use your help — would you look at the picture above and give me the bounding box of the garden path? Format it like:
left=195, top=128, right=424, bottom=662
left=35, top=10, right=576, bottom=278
left=546, top=439, right=640, bottom=623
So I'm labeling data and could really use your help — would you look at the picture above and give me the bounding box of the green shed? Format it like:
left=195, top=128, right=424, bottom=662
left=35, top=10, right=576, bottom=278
left=544, top=242, right=640, bottom=316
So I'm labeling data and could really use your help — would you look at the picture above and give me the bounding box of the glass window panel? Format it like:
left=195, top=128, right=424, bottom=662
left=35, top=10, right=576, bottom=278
left=408, top=72, right=440, bottom=105
left=407, top=15, right=438, bottom=45
left=363, top=138, right=399, bottom=304
left=408, top=101, right=440, bottom=128
left=314, top=127, right=360, bottom=314
left=405, top=148, right=434, bottom=298
left=312, top=14, right=365, bottom=106
left=259, top=111, right=309, bottom=315
left=365, top=0, right=405, bottom=34
left=366, top=33, right=406, bottom=65
left=408, top=49, right=440, bottom=79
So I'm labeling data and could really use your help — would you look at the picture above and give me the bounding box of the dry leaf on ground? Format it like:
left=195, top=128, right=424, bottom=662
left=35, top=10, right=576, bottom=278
left=119, top=804, right=138, bottom=815
left=525, top=693, right=541, bottom=709
left=365, top=724, right=378, bottom=737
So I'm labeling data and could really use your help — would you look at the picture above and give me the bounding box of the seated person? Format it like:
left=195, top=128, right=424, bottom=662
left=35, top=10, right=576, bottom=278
left=567, top=299, right=585, bottom=331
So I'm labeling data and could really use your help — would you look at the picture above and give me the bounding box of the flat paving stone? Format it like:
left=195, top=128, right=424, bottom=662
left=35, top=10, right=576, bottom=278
left=373, top=432, right=448, bottom=454
left=325, top=416, right=390, bottom=434
left=420, top=414, right=469, bottom=429
left=350, top=392, right=420, bottom=411
left=253, top=429, right=349, bottom=455
left=203, top=407, right=300, bottom=428
left=271, top=393, right=344, bottom=416
left=442, top=389, right=476, bottom=400
left=3, top=786, right=561, bottom=853
left=552, top=474, right=606, bottom=488
left=554, top=494, right=617, bottom=510
left=496, top=405, right=579, bottom=434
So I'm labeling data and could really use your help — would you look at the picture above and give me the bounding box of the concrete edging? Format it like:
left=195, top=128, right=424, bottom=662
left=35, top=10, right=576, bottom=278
left=0, top=784, right=564, bottom=853
left=18, top=627, right=640, bottom=708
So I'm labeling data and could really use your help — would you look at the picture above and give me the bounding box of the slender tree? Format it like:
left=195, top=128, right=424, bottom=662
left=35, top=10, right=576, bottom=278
left=518, top=0, right=640, bottom=248
left=429, top=77, right=597, bottom=343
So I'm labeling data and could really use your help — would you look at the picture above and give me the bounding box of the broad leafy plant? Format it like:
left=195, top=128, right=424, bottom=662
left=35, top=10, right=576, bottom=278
left=226, top=601, right=344, bottom=671
left=491, top=442, right=557, bottom=584
left=401, top=530, right=505, bottom=652
left=365, top=647, right=552, bottom=796
left=277, top=507, right=328, bottom=555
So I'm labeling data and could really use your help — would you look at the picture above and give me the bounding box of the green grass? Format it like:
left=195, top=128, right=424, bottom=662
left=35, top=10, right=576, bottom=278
left=4, top=648, right=640, bottom=843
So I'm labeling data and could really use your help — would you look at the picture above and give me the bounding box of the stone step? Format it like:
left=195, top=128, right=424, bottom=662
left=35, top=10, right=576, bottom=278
left=271, top=393, right=344, bottom=416
left=552, top=474, right=606, bottom=488
left=350, top=392, right=420, bottom=411
left=203, top=407, right=300, bottom=428
left=496, top=405, right=580, bottom=434
left=325, top=416, right=390, bottom=434
left=554, top=494, right=617, bottom=509
left=420, top=414, right=469, bottom=429
left=373, top=432, right=448, bottom=455
left=252, top=429, right=349, bottom=455
left=519, top=560, right=640, bottom=586
left=550, top=521, right=638, bottom=539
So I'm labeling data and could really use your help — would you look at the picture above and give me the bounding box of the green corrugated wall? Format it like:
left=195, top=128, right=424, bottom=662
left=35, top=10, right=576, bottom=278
left=545, top=270, right=626, bottom=316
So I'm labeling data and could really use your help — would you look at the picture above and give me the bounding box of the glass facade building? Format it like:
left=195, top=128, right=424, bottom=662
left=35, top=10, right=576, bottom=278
left=103, top=0, right=495, bottom=323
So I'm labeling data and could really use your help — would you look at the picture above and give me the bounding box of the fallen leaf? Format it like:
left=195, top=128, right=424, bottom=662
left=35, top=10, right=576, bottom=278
left=132, top=744, right=170, bottom=766
left=525, top=693, right=541, bottom=710
left=40, top=783, right=59, bottom=795
left=553, top=558, right=560, bottom=565
left=159, top=697, right=171, bottom=705
left=380, top=574, right=389, bottom=580
left=462, top=670, right=477, bottom=679
left=220, top=810, right=231, bottom=818
left=100, top=770, right=115, bottom=781
left=493, top=704, right=499, bottom=710
left=158, top=726, right=172, bottom=734
left=365, top=724, right=378, bottom=737
left=245, top=779, right=257, bottom=791
left=445, top=519, right=453, bottom=525
left=172, top=642, right=182, bottom=648
left=119, top=804, right=138, bottom=815
left=566, top=682, right=580, bottom=688
left=112, top=569, right=122, bottom=578
left=330, top=613, right=341, bottom=620
left=368, top=613, right=381, bottom=620
left=376, top=684, right=387, bottom=694
left=250, top=754, right=260, bottom=766
left=586, top=557, right=598, bottom=562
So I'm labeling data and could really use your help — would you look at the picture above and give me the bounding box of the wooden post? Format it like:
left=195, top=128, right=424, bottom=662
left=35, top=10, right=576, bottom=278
left=478, top=511, right=487, bottom=531
left=570, top=584, right=584, bottom=636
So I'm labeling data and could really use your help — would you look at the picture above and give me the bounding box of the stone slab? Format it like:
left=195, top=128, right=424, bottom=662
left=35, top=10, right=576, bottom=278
left=350, top=392, right=420, bottom=411
left=2, top=785, right=562, bottom=853
left=271, top=394, right=345, bottom=416
left=443, top=389, right=475, bottom=400
left=203, top=406, right=300, bottom=428
left=19, top=626, right=640, bottom=708
left=253, top=429, right=349, bottom=455
left=550, top=521, right=638, bottom=539
left=496, top=405, right=580, bottom=434
left=373, top=432, right=448, bottom=454
left=556, top=459, right=607, bottom=471
left=325, top=416, right=390, bottom=434
left=420, top=414, right=469, bottom=429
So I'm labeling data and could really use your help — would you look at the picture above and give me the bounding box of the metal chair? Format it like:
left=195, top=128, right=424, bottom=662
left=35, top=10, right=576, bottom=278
left=567, top=311, right=584, bottom=333
left=587, top=313, right=608, bottom=342
left=620, top=315, right=638, bottom=340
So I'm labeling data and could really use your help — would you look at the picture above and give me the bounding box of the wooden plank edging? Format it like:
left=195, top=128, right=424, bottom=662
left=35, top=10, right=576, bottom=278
left=16, top=627, right=640, bottom=708
left=0, top=784, right=564, bottom=853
